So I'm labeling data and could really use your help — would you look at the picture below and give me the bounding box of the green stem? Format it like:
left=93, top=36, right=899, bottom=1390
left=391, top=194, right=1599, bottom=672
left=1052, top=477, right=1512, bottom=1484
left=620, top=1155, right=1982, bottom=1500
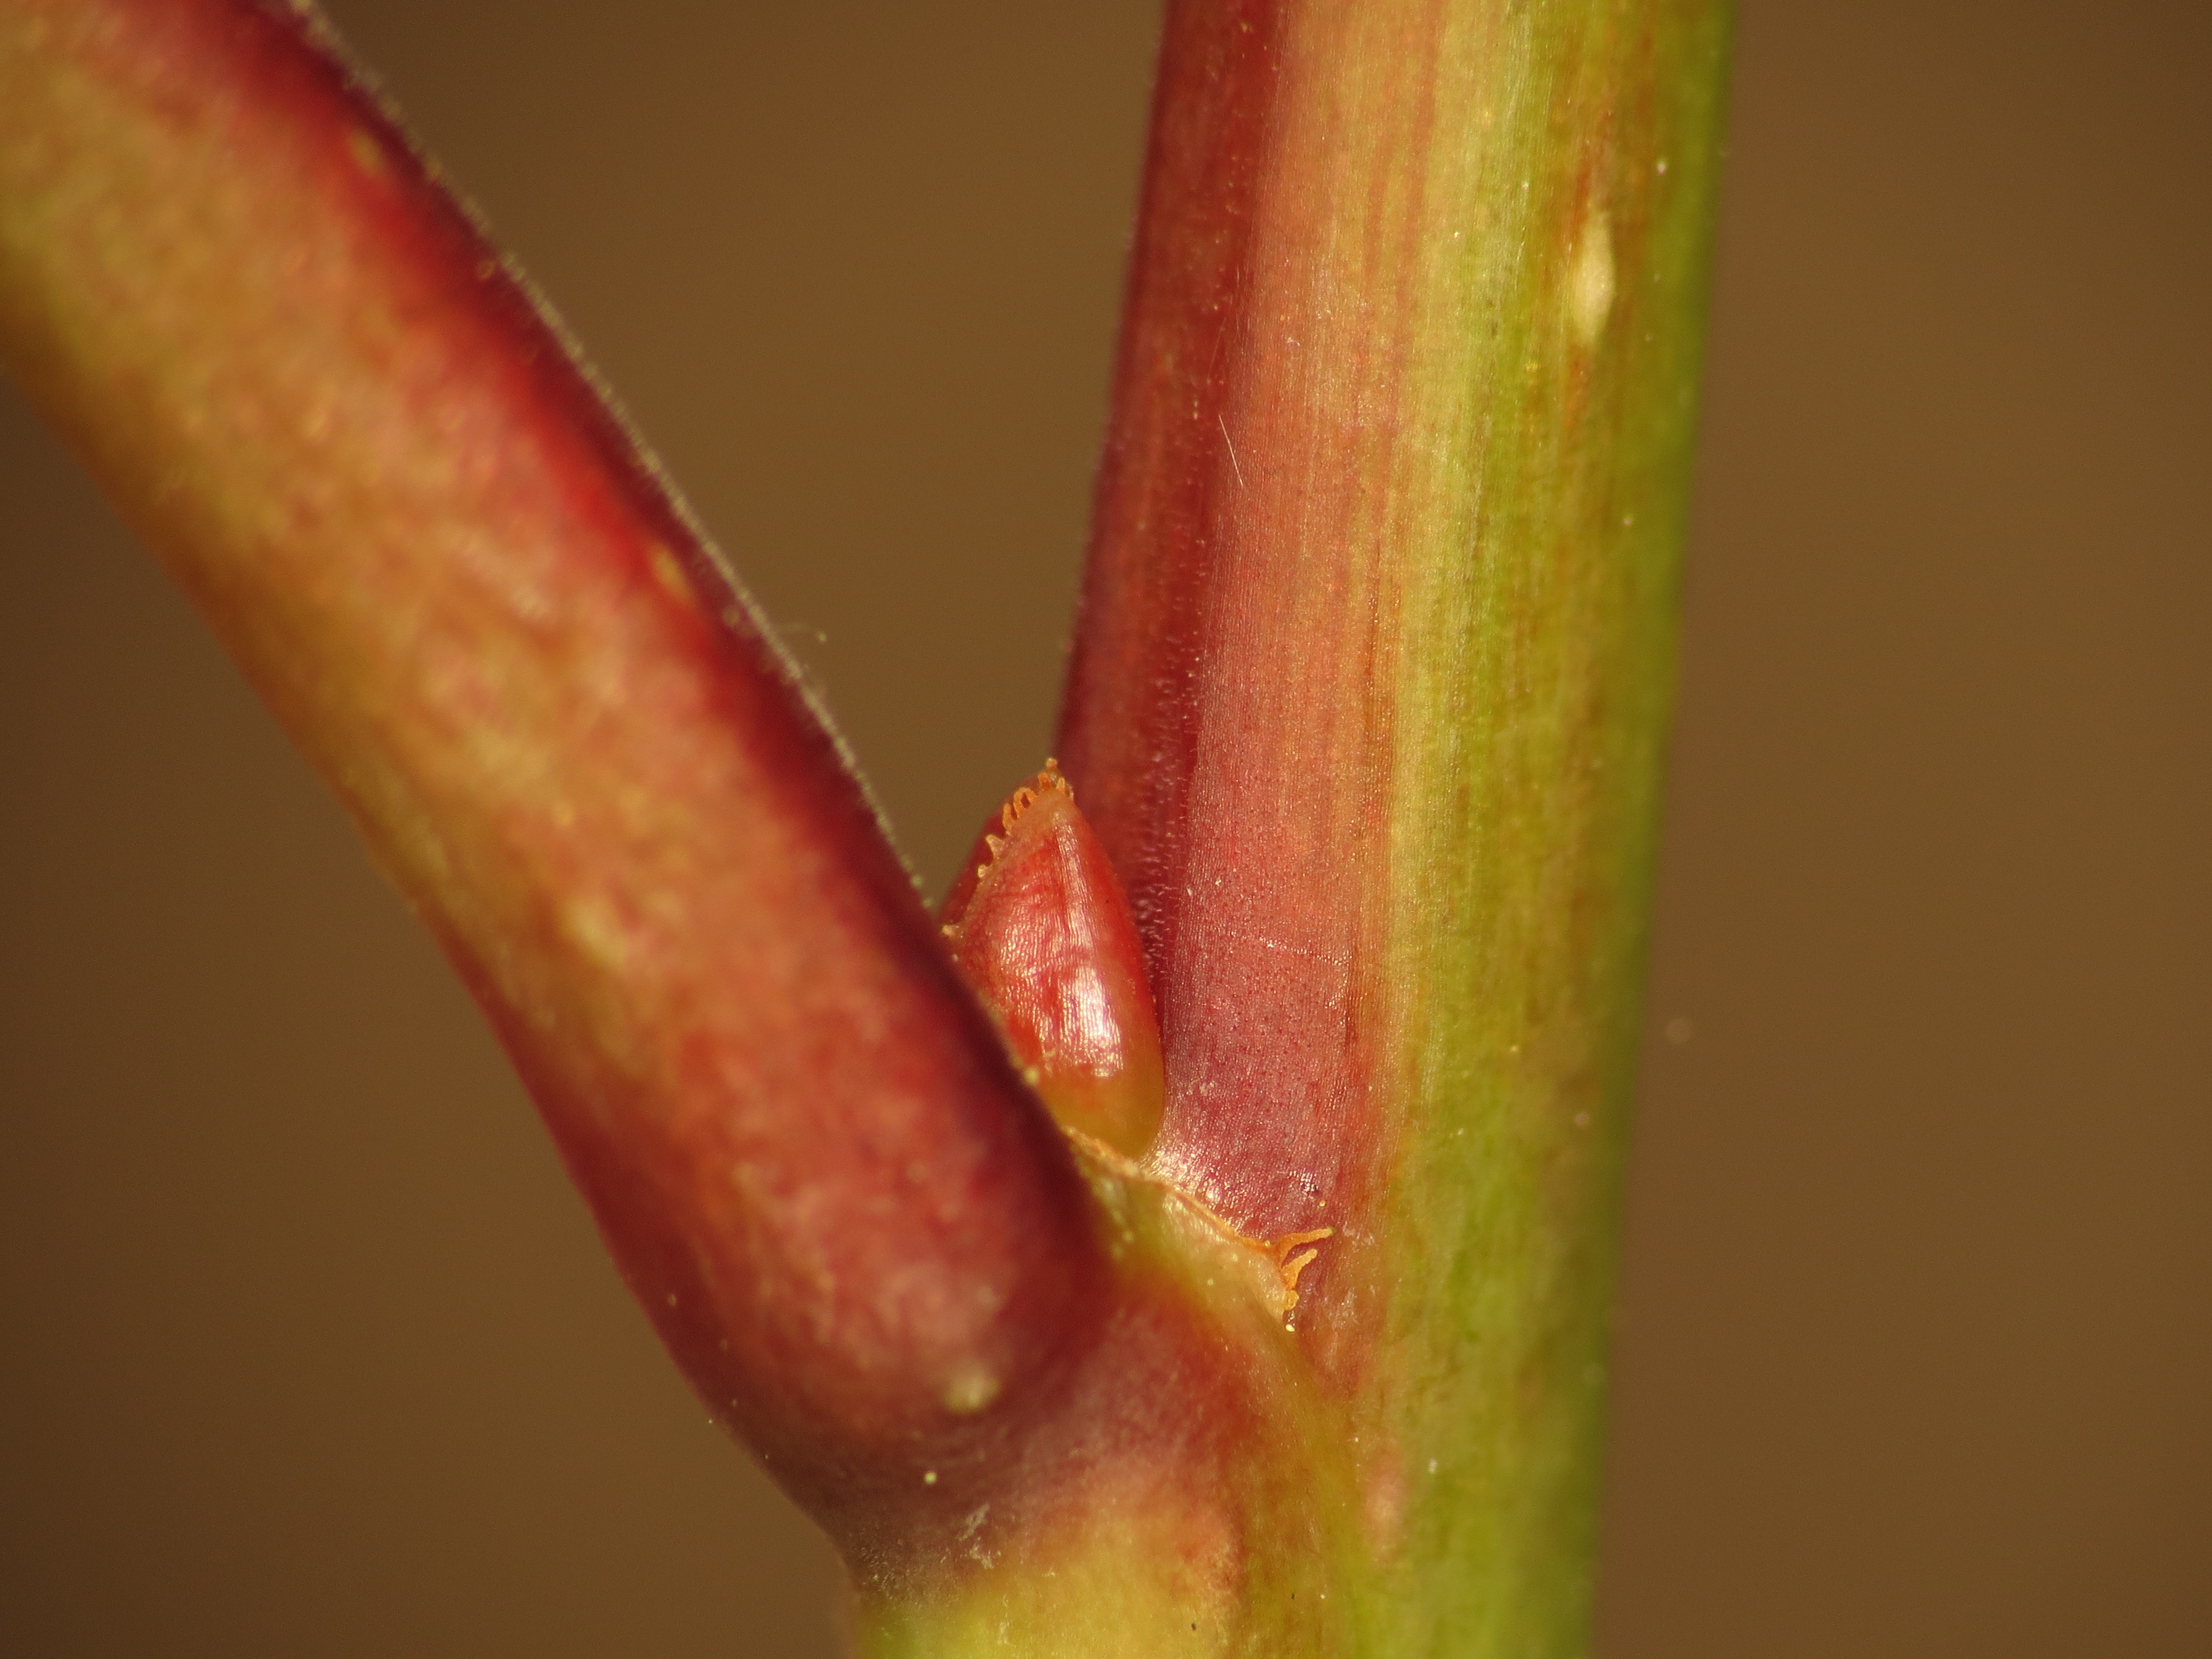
left=1056, top=0, right=1733, bottom=1650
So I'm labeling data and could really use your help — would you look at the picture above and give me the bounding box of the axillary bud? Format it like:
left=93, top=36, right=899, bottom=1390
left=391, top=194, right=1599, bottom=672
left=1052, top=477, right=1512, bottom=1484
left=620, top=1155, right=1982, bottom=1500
left=939, top=761, right=1165, bottom=1159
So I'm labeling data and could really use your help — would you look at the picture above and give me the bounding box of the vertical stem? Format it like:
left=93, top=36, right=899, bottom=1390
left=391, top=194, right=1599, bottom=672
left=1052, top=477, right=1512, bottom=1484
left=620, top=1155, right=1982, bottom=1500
left=1065, top=0, right=1731, bottom=1647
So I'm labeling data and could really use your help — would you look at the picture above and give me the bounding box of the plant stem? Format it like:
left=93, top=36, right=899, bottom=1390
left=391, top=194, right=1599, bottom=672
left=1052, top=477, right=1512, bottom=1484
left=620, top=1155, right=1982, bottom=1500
left=0, top=0, right=1110, bottom=1530
left=0, top=0, right=1731, bottom=1649
left=1062, top=0, right=1731, bottom=1647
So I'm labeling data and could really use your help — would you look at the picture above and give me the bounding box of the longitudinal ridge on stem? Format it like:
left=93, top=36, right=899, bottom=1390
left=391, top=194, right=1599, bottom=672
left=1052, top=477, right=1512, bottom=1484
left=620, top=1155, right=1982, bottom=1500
left=1062, top=0, right=1730, bottom=1648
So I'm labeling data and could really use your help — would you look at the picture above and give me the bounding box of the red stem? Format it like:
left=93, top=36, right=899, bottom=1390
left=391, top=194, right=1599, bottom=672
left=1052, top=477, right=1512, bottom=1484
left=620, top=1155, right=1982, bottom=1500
left=1062, top=0, right=1392, bottom=1249
left=0, top=0, right=1109, bottom=1532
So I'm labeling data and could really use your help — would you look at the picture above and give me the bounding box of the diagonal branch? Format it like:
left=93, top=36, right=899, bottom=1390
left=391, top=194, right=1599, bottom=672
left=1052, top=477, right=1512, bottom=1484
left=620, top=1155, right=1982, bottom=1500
left=0, top=0, right=1108, bottom=1531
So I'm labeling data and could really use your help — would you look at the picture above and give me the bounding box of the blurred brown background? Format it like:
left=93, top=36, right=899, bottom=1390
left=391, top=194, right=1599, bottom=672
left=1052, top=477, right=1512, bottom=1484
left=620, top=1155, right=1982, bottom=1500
left=2, top=1, right=2204, bottom=1653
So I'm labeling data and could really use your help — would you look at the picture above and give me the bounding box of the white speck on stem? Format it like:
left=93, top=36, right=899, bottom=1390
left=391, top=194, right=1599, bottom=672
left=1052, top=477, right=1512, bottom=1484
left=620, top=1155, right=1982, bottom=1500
left=1569, top=210, right=1616, bottom=346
